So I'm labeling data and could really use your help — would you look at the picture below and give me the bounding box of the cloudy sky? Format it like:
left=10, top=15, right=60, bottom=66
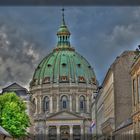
left=0, top=7, right=139, bottom=89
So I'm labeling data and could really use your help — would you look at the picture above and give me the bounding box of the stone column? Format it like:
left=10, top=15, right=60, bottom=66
left=76, top=95, right=79, bottom=112
left=40, top=95, right=43, bottom=114
left=86, top=96, right=90, bottom=113
left=46, top=126, right=49, bottom=140
left=57, top=95, right=60, bottom=112
left=81, top=125, right=84, bottom=140
left=50, top=95, right=53, bottom=113
left=36, top=96, right=39, bottom=114
left=34, top=97, right=37, bottom=115
left=57, top=125, right=60, bottom=140
left=70, top=94, right=72, bottom=111
left=70, top=125, right=73, bottom=140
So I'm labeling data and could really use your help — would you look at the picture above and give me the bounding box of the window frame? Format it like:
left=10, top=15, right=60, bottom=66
left=43, top=96, right=50, bottom=112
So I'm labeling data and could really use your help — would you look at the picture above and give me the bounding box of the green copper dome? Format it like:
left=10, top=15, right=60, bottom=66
left=30, top=10, right=96, bottom=86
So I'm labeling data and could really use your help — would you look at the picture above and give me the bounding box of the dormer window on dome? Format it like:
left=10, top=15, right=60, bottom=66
left=43, top=77, right=50, bottom=84
left=92, top=77, right=96, bottom=84
left=60, top=76, right=68, bottom=82
left=30, top=79, right=37, bottom=86
left=78, top=76, right=85, bottom=83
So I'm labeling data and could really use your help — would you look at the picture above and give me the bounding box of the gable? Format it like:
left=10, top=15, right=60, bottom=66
left=2, top=83, right=27, bottom=92
left=2, top=83, right=28, bottom=96
left=47, top=111, right=83, bottom=120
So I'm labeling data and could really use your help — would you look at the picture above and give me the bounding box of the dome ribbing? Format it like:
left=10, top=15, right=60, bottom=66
left=30, top=9, right=96, bottom=87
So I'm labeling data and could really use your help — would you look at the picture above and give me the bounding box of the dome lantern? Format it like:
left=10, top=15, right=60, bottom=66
left=57, top=8, right=71, bottom=48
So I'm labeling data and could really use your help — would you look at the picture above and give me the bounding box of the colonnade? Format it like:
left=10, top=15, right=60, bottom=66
left=45, top=125, right=84, bottom=140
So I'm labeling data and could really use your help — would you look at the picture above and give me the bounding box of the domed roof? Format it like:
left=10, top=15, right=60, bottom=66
left=30, top=9, right=96, bottom=87
left=57, top=24, right=70, bottom=35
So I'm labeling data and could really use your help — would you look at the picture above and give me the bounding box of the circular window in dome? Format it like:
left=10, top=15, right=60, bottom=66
left=47, top=64, right=52, bottom=67
left=62, top=63, right=66, bottom=67
left=77, top=64, right=81, bottom=67
left=37, top=66, right=41, bottom=69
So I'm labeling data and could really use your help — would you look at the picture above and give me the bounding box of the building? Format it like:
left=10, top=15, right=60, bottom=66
left=131, top=51, right=140, bottom=140
left=95, top=51, right=135, bottom=140
left=29, top=10, right=97, bottom=140
left=112, top=118, right=133, bottom=140
left=2, top=82, right=29, bottom=98
left=2, top=82, right=30, bottom=114
left=1, top=82, right=31, bottom=140
left=0, top=126, right=12, bottom=140
left=91, top=98, right=97, bottom=140
left=96, top=89, right=104, bottom=140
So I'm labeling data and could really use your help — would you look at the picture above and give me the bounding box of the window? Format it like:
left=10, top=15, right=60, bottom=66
left=138, top=75, right=140, bottom=102
left=61, top=95, right=68, bottom=109
left=47, top=64, right=52, bottom=67
left=80, top=96, right=86, bottom=112
left=42, top=77, right=50, bottom=84
left=63, top=100, right=67, bottom=108
left=77, top=64, right=81, bottom=68
left=44, top=96, right=49, bottom=112
left=133, top=79, right=137, bottom=106
left=78, top=76, right=85, bottom=82
left=60, top=76, right=68, bottom=82
left=62, top=63, right=66, bottom=67
left=32, top=98, right=36, bottom=113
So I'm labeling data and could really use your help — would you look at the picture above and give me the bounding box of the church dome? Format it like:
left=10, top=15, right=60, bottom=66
left=30, top=9, right=96, bottom=87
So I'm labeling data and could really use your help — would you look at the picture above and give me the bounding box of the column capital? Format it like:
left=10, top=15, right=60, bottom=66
left=56, top=125, right=60, bottom=128
left=69, top=125, right=73, bottom=128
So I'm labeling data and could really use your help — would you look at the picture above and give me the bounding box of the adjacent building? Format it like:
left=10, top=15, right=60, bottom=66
left=1, top=82, right=31, bottom=139
left=2, top=82, right=30, bottom=114
left=131, top=51, right=140, bottom=140
left=29, top=10, right=97, bottom=140
left=94, top=51, right=135, bottom=140
left=96, top=90, right=104, bottom=140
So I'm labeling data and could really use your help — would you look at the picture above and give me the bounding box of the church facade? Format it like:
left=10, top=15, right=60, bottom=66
left=29, top=10, right=97, bottom=140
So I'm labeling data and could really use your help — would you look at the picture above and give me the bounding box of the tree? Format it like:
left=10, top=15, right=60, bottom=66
left=0, top=92, right=30, bottom=138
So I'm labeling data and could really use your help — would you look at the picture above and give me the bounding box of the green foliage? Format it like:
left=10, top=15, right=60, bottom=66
left=0, top=92, right=30, bottom=138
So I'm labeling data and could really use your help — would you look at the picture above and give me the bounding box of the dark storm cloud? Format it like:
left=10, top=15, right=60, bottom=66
left=0, top=23, right=44, bottom=89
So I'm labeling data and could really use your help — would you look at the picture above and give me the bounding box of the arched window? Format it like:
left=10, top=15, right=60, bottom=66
left=61, top=95, right=68, bottom=109
left=32, top=98, right=36, bottom=113
left=43, top=96, right=49, bottom=112
left=80, top=96, right=86, bottom=112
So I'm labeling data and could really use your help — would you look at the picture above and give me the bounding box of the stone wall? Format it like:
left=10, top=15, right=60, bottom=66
left=113, top=51, right=135, bottom=129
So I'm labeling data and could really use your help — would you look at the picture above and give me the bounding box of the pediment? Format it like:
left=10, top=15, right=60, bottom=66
left=47, top=111, right=83, bottom=120
left=2, top=82, right=27, bottom=91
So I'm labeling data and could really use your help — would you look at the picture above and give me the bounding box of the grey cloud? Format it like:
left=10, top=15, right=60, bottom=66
left=0, top=23, right=43, bottom=90
left=1, top=7, right=140, bottom=87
